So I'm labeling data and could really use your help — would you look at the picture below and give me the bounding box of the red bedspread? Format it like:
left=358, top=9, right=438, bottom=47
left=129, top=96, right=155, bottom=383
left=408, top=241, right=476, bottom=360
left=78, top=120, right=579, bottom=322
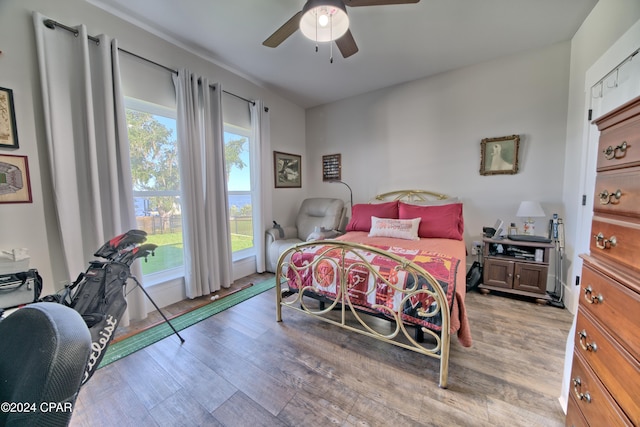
left=287, top=232, right=473, bottom=347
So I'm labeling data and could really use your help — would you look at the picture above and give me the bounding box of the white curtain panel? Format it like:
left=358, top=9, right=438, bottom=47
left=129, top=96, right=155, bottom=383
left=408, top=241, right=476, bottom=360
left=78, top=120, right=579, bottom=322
left=250, top=101, right=272, bottom=273
left=173, top=69, right=232, bottom=298
left=33, top=12, right=146, bottom=321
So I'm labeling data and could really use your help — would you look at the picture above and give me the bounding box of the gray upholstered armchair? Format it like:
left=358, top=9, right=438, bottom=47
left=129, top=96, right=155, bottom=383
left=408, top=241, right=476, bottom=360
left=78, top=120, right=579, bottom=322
left=265, top=198, right=346, bottom=273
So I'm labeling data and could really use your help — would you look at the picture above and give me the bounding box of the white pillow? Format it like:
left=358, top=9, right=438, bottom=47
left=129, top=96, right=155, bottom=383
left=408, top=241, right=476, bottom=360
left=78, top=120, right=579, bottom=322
left=368, top=216, right=420, bottom=240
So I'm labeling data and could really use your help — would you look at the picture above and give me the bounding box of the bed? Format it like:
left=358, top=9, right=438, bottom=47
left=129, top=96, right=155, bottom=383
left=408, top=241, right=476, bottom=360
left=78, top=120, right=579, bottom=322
left=275, top=190, right=472, bottom=388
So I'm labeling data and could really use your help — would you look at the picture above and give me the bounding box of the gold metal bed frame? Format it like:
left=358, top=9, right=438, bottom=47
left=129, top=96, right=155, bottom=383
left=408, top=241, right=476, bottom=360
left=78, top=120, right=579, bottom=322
left=275, top=190, right=454, bottom=388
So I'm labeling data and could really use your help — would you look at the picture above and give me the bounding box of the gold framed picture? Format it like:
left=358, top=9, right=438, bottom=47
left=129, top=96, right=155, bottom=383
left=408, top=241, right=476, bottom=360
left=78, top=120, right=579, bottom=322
left=0, top=87, right=19, bottom=149
left=274, top=151, right=301, bottom=188
left=480, top=134, right=520, bottom=176
left=0, top=154, right=32, bottom=203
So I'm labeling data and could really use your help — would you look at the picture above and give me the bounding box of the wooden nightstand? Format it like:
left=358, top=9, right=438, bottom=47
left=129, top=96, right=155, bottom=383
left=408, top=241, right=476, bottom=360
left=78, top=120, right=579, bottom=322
left=479, top=237, right=554, bottom=304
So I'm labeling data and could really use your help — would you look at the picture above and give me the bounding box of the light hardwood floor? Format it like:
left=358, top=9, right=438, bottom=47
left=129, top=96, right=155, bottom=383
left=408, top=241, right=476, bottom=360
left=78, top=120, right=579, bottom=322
left=71, top=274, right=574, bottom=427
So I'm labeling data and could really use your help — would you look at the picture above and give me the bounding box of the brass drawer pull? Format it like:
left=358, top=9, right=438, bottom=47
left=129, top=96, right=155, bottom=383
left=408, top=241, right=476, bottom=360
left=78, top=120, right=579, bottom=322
left=598, top=189, right=622, bottom=205
left=572, top=377, right=592, bottom=403
left=578, top=330, right=598, bottom=352
left=603, top=141, right=628, bottom=160
left=594, top=232, right=617, bottom=250
left=583, top=285, right=604, bottom=304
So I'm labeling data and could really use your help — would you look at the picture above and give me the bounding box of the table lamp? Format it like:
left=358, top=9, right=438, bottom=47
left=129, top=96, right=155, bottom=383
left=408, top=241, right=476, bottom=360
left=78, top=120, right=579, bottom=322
left=516, top=201, right=545, bottom=235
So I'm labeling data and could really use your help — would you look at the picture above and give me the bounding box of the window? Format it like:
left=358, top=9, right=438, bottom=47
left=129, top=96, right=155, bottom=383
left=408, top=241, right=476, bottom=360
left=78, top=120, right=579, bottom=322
left=225, top=124, right=255, bottom=260
left=125, top=99, right=184, bottom=280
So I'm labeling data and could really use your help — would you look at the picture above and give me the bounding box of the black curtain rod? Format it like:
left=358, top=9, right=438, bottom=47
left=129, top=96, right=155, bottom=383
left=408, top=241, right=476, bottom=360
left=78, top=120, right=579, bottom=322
left=42, top=18, right=256, bottom=106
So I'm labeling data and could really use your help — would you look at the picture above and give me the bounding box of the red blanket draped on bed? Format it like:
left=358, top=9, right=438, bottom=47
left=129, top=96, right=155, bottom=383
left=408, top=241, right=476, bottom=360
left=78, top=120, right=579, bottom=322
left=285, top=232, right=473, bottom=347
left=336, top=232, right=472, bottom=347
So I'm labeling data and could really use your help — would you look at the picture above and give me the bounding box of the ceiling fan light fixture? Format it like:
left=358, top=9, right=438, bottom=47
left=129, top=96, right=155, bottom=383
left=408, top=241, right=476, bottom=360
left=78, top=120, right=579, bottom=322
left=300, top=0, right=349, bottom=42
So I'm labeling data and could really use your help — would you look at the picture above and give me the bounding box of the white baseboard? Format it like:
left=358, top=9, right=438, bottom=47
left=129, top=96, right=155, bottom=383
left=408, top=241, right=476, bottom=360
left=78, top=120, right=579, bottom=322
left=144, top=256, right=258, bottom=311
left=233, top=256, right=257, bottom=281
left=563, top=282, right=578, bottom=315
left=145, top=276, right=186, bottom=310
left=558, top=395, right=568, bottom=414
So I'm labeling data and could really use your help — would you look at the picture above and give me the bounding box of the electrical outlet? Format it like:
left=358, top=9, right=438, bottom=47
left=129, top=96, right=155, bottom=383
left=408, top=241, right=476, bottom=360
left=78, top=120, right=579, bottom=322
left=471, top=241, right=482, bottom=256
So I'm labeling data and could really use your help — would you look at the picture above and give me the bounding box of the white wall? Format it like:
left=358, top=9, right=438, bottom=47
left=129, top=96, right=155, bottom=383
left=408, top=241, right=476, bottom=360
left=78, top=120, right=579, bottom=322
left=306, top=42, right=571, bottom=274
left=0, top=0, right=306, bottom=296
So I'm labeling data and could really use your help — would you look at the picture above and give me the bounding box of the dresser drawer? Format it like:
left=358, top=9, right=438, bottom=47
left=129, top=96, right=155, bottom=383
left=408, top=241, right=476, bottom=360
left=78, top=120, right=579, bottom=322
left=566, top=394, right=589, bottom=427
left=590, top=217, right=640, bottom=273
left=569, top=351, right=633, bottom=426
left=594, top=167, right=640, bottom=218
left=596, top=110, right=640, bottom=171
left=580, top=262, right=640, bottom=358
left=574, top=308, right=640, bottom=425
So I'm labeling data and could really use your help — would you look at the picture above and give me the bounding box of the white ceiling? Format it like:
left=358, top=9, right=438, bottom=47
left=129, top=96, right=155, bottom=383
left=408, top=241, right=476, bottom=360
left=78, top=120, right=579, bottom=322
left=90, top=0, right=598, bottom=109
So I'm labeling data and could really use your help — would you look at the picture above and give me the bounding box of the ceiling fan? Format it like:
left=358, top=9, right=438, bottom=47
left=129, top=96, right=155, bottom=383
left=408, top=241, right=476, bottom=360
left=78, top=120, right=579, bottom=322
left=263, top=0, right=421, bottom=59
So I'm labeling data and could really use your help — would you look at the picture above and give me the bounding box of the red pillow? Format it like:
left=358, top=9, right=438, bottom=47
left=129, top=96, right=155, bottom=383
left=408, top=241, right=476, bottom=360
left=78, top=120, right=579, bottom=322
left=346, top=201, right=399, bottom=232
left=398, top=202, right=464, bottom=240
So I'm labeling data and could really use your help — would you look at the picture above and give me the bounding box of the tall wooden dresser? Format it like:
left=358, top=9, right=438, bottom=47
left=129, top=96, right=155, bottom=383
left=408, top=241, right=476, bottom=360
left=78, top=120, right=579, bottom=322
left=565, top=95, right=640, bottom=426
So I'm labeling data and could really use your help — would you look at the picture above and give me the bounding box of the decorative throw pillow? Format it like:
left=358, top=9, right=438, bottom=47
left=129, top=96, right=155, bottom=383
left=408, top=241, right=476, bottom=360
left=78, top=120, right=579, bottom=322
left=368, top=216, right=421, bottom=241
left=398, top=202, right=464, bottom=240
left=345, top=201, right=399, bottom=232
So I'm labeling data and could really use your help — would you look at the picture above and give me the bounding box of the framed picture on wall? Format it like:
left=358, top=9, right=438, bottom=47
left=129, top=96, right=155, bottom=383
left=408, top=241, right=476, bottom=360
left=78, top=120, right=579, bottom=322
left=0, top=154, right=32, bottom=203
left=480, top=134, right=520, bottom=176
left=274, top=151, right=301, bottom=188
left=0, top=87, right=19, bottom=149
left=322, top=153, right=341, bottom=181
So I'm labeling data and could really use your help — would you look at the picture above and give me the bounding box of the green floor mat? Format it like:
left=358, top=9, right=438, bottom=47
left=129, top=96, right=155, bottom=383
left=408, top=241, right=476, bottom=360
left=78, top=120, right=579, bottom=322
left=98, top=277, right=276, bottom=368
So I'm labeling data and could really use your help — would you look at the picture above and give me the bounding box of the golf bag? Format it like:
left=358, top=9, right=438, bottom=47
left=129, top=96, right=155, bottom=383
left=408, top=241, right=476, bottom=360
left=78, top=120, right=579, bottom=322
left=41, top=229, right=157, bottom=384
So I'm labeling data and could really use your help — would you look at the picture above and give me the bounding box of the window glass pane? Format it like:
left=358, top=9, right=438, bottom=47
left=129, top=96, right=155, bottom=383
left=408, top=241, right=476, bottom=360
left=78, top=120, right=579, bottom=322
left=126, top=105, right=184, bottom=277
left=225, top=131, right=250, bottom=191
left=225, top=128, right=254, bottom=254
left=133, top=194, right=184, bottom=274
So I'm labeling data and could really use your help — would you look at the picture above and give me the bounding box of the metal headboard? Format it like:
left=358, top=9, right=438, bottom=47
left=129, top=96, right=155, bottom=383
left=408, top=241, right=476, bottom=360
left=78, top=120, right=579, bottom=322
left=372, top=189, right=449, bottom=202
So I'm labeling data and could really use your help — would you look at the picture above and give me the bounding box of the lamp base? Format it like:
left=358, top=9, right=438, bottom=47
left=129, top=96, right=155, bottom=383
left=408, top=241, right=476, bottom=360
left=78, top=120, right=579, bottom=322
left=522, top=220, right=535, bottom=236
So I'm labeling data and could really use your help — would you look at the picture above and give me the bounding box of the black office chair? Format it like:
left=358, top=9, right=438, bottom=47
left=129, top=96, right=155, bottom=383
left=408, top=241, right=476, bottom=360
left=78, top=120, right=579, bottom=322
left=0, top=302, right=91, bottom=426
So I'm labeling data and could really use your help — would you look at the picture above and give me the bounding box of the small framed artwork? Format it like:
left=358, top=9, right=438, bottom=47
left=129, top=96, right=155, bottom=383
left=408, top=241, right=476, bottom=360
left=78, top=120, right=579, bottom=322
left=274, top=151, right=301, bottom=188
left=480, top=134, right=520, bottom=176
left=0, top=154, right=32, bottom=203
left=0, top=87, right=19, bottom=149
left=322, top=153, right=341, bottom=181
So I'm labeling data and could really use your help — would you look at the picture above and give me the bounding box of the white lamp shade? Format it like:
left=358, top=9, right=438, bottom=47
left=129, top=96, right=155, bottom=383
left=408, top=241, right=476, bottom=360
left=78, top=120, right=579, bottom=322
left=300, top=0, right=349, bottom=42
left=516, top=201, right=545, bottom=218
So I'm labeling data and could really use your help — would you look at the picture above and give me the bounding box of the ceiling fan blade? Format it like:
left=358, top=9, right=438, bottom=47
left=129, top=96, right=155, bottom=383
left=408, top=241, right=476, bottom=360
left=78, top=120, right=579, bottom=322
left=345, top=0, right=420, bottom=6
left=336, top=29, right=359, bottom=58
left=263, top=11, right=303, bottom=48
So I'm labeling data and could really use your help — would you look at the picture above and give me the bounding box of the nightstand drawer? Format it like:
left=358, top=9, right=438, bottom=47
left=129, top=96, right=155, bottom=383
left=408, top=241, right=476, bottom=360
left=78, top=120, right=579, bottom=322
left=512, top=262, right=547, bottom=294
left=574, top=308, right=640, bottom=425
left=569, top=351, right=632, bottom=427
left=579, top=262, right=640, bottom=358
left=482, top=258, right=513, bottom=289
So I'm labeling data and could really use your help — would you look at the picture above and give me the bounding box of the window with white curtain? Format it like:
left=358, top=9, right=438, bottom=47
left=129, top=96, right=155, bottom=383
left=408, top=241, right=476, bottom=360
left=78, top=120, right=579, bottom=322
left=125, top=98, right=185, bottom=282
left=225, top=123, right=256, bottom=261
left=124, top=97, right=257, bottom=275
